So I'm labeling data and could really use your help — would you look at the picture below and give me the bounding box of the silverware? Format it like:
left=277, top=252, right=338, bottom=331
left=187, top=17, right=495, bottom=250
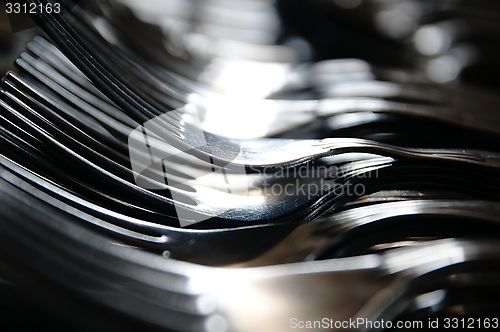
left=18, top=6, right=500, bottom=171
left=2, top=185, right=499, bottom=332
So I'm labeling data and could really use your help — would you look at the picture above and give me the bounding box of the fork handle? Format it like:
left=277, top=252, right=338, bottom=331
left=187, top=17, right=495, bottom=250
left=316, top=98, right=500, bottom=135
left=314, top=138, right=500, bottom=169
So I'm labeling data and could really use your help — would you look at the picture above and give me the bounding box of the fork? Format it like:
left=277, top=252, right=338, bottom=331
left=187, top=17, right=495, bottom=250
left=12, top=42, right=500, bottom=178
left=4, top=78, right=500, bottom=231
left=1, top=75, right=499, bottom=249
left=8, top=4, right=500, bottom=213
left=2, top=185, right=500, bottom=332
left=15, top=44, right=500, bottom=172
left=26, top=27, right=500, bottom=139
left=3, top=145, right=500, bottom=269
left=230, top=198, right=500, bottom=266
left=19, top=1, right=500, bottom=132
left=9, top=7, right=500, bottom=228
left=1, top=71, right=410, bottom=229
left=10, top=41, right=500, bottom=183
left=22, top=3, right=500, bottom=171
left=3, top=2, right=500, bottom=331
left=6, top=41, right=500, bottom=233
left=19, top=34, right=493, bottom=142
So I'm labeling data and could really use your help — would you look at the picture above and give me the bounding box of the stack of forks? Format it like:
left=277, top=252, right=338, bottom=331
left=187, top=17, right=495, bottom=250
left=1, top=0, right=500, bottom=331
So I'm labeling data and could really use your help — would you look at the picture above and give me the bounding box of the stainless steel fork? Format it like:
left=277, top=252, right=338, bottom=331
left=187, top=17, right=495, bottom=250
left=2, top=186, right=499, bottom=332
left=20, top=5, right=500, bottom=170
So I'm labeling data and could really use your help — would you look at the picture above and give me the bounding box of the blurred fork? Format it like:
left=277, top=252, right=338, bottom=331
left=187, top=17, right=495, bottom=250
left=10, top=40, right=500, bottom=191
left=233, top=198, right=500, bottom=266
left=3, top=78, right=500, bottom=233
left=20, top=4, right=500, bottom=171
left=24, top=6, right=500, bottom=140
left=5, top=40, right=500, bottom=233
left=112, top=0, right=284, bottom=58
left=2, top=176, right=500, bottom=332
left=2, top=146, right=500, bottom=268
left=10, top=43, right=500, bottom=170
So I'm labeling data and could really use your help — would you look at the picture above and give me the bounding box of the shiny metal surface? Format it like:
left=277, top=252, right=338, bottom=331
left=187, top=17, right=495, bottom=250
left=1, top=0, right=500, bottom=331
left=12, top=6, right=499, bottom=171
left=1, top=184, right=499, bottom=331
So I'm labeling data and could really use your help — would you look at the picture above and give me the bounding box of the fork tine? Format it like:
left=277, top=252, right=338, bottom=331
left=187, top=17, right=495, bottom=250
left=4, top=177, right=500, bottom=331
left=28, top=38, right=108, bottom=99
left=24, top=2, right=213, bottom=154
left=7, top=56, right=212, bottom=179
left=9, top=57, right=188, bottom=172
left=17, top=47, right=186, bottom=134
left=5, top=58, right=236, bottom=184
left=18, top=47, right=141, bottom=128
left=6, top=69, right=500, bottom=232
left=0, top=178, right=223, bottom=332
left=0, top=85, right=205, bottom=221
left=0, top=143, right=300, bottom=266
left=28, top=1, right=172, bottom=121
